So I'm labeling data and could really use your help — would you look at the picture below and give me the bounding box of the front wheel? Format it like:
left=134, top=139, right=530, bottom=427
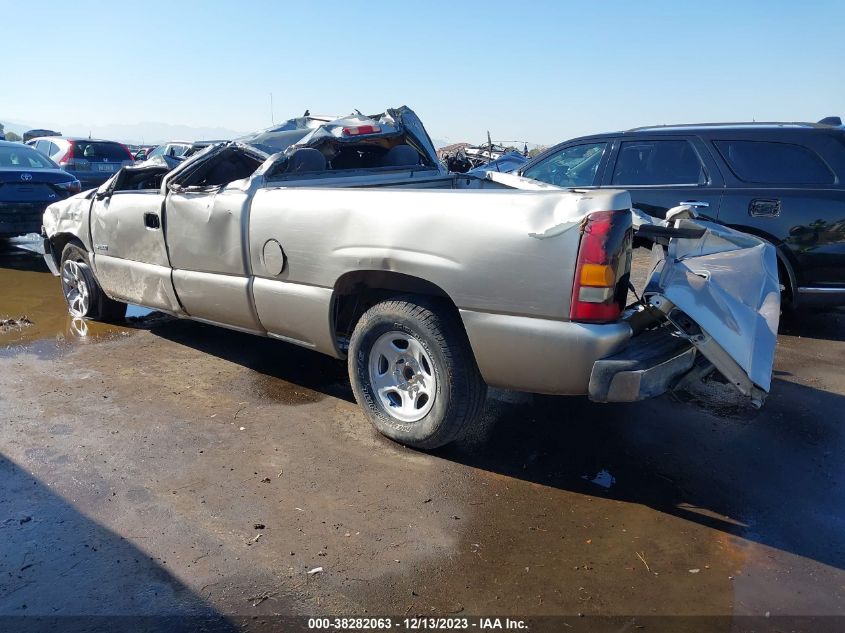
left=60, top=243, right=126, bottom=321
left=348, top=298, right=487, bottom=449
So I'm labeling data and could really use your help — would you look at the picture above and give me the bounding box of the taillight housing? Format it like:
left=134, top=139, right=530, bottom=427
left=55, top=179, right=82, bottom=195
left=570, top=209, right=633, bottom=323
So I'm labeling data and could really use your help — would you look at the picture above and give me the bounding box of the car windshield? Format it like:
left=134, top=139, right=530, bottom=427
left=72, top=141, right=128, bottom=162
left=0, top=145, right=57, bottom=169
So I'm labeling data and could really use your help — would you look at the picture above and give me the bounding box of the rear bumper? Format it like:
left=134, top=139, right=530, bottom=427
left=588, top=326, right=696, bottom=402
left=459, top=310, right=632, bottom=395
left=76, top=173, right=111, bottom=189
left=460, top=309, right=699, bottom=401
left=0, top=202, right=47, bottom=237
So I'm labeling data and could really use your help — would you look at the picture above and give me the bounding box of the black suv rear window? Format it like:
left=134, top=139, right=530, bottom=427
left=713, top=140, right=835, bottom=185
left=71, top=141, right=129, bottom=162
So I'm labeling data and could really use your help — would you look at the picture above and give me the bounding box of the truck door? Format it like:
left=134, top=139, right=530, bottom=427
left=163, top=144, right=267, bottom=333
left=89, top=166, right=183, bottom=313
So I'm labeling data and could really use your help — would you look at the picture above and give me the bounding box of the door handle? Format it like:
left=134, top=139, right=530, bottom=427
left=144, top=212, right=161, bottom=229
left=679, top=200, right=709, bottom=208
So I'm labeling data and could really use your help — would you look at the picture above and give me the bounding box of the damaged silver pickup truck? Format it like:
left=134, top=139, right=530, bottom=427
left=41, top=106, right=780, bottom=448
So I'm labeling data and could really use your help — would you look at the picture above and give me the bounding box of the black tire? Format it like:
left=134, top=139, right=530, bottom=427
left=60, top=243, right=126, bottom=322
left=348, top=297, right=487, bottom=449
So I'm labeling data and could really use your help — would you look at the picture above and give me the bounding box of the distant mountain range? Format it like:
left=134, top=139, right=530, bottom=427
left=1, top=118, right=247, bottom=145
left=2, top=118, right=543, bottom=151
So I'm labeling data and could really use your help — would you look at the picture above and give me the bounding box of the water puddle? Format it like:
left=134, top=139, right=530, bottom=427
left=0, top=242, right=167, bottom=357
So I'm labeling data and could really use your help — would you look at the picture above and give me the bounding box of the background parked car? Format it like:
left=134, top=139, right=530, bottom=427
left=519, top=119, right=845, bottom=309
left=22, top=128, right=61, bottom=143
left=144, top=140, right=226, bottom=161
left=26, top=137, right=134, bottom=189
left=0, top=140, right=79, bottom=237
left=133, top=145, right=157, bottom=161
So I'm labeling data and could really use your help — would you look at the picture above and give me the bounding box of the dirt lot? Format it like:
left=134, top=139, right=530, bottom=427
left=1, top=240, right=844, bottom=630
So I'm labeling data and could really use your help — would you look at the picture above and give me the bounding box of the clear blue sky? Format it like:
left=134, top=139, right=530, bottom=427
left=1, top=0, right=843, bottom=145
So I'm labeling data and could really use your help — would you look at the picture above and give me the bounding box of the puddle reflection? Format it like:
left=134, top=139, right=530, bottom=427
left=0, top=244, right=161, bottom=354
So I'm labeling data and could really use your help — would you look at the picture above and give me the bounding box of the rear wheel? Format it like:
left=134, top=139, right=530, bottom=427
left=348, top=298, right=487, bottom=449
left=60, top=243, right=126, bottom=321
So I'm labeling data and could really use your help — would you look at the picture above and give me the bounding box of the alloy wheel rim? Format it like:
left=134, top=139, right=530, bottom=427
left=61, top=260, right=89, bottom=317
left=368, top=330, right=436, bottom=422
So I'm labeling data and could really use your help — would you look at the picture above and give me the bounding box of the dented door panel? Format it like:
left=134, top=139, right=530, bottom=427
left=165, top=189, right=252, bottom=275
left=171, top=269, right=263, bottom=333
left=89, top=190, right=180, bottom=312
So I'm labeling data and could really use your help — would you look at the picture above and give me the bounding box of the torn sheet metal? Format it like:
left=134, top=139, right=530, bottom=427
left=649, top=219, right=780, bottom=393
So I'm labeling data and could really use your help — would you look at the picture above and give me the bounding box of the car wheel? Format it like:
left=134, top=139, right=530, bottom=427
left=60, top=243, right=126, bottom=322
left=348, top=297, right=487, bottom=449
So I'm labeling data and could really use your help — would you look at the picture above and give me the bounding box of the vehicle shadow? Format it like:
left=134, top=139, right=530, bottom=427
left=779, top=307, right=845, bottom=342
left=150, top=319, right=354, bottom=404
left=0, top=239, right=49, bottom=273
left=437, top=377, right=845, bottom=573
left=0, top=452, right=238, bottom=632
left=145, top=318, right=845, bottom=573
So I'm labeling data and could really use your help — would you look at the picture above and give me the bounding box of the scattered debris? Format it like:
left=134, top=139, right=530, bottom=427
left=307, top=566, right=323, bottom=575
left=260, top=477, right=271, bottom=483
left=247, top=533, right=262, bottom=545
left=19, top=516, right=32, bottom=525
left=0, top=316, right=34, bottom=331
left=689, top=568, right=700, bottom=574
left=248, top=590, right=277, bottom=607
left=253, top=523, right=265, bottom=530
left=675, top=373, right=760, bottom=420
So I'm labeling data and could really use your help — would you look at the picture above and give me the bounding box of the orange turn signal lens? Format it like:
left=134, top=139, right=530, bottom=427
left=580, top=263, right=615, bottom=287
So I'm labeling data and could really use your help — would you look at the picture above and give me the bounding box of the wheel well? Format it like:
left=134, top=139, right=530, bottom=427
left=332, top=271, right=459, bottom=342
left=776, top=251, right=797, bottom=308
left=48, top=233, right=86, bottom=269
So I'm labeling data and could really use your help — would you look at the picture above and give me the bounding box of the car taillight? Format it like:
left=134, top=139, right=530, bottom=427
left=61, top=141, right=76, bottom=163
left=570, top=209, right=633, bottom=323
left=342, top=124, right=381, bottom=136
left=55, top=179, right=82, bottom=195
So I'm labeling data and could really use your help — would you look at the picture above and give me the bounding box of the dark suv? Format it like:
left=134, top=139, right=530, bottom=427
left=520, top=120, right=845, bottom=309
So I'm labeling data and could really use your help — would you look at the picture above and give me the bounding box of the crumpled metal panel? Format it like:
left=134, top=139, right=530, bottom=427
left=270, top=106, right=442, bottom=171
left=657, top=219, right=781, bottom=391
